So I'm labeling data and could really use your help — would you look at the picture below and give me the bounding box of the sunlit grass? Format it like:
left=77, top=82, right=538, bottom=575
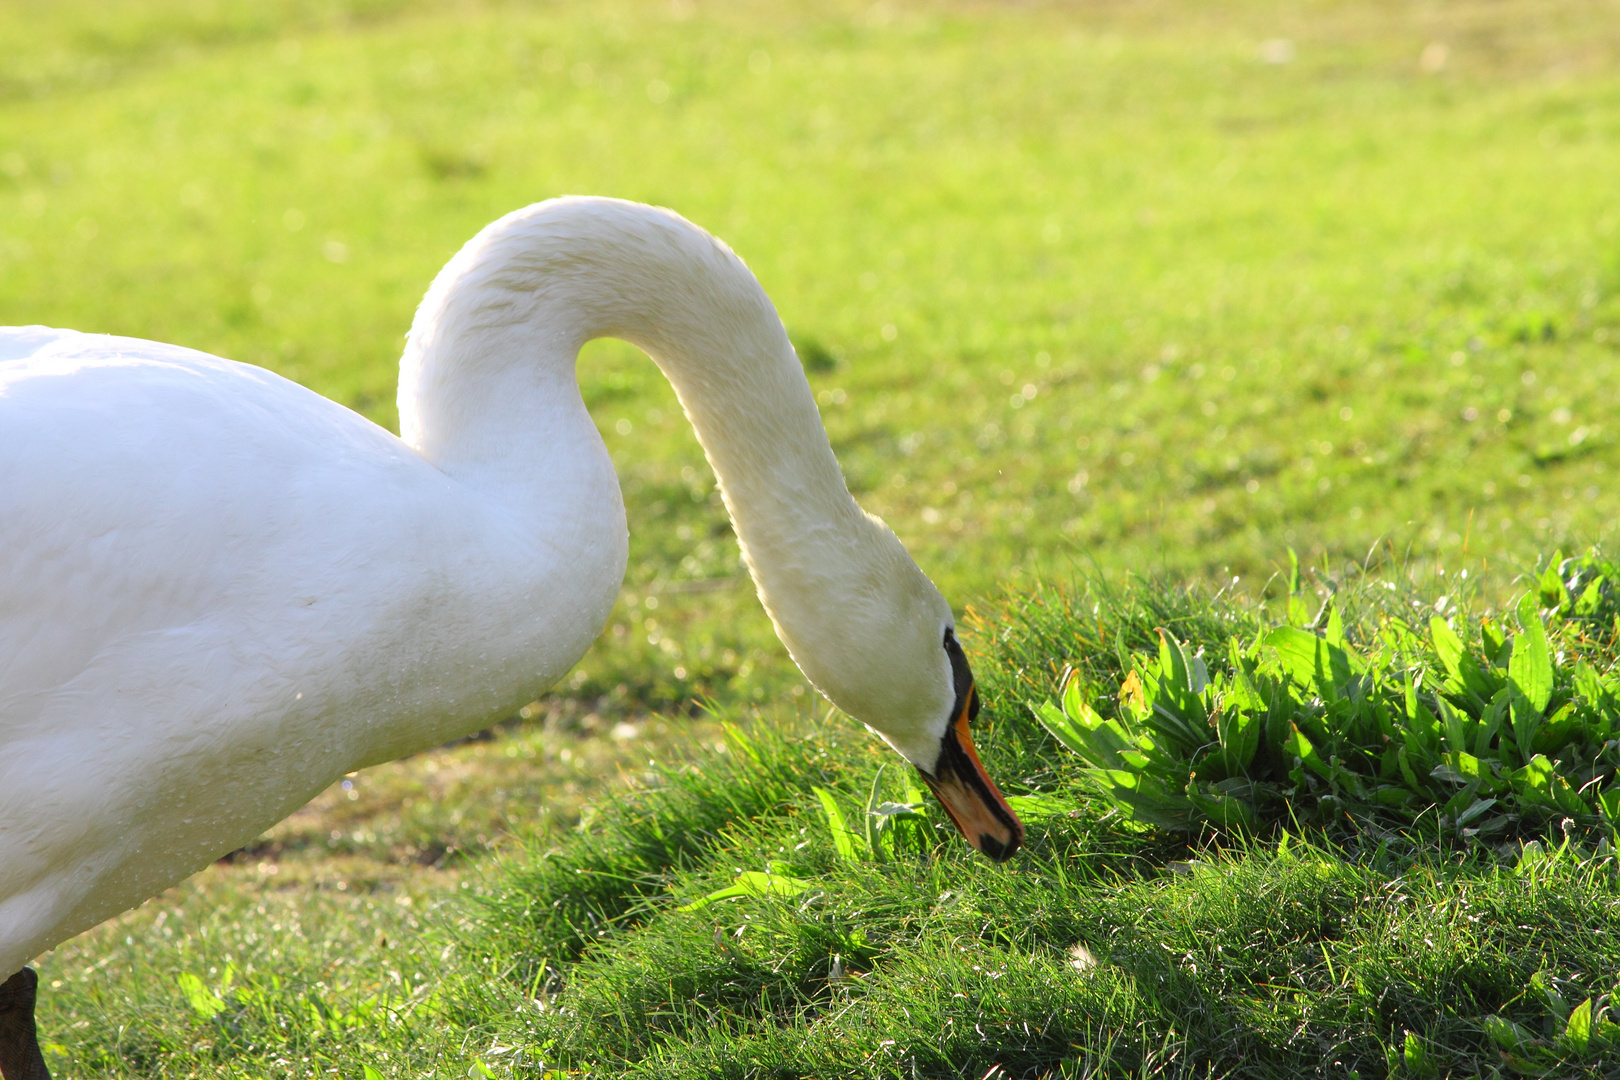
left=7, top=0, right=1620, bottom=1075
left=439, top=562, right=1620, bottom=1077
left=5, top=0, right=1620, bottom=714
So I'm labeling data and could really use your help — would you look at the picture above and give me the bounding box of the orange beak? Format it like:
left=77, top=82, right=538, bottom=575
left=918, top=682, right=1024, bottom=861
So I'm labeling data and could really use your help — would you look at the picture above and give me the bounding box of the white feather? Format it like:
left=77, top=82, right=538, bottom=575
left=0, top=198, right=958, bottom=975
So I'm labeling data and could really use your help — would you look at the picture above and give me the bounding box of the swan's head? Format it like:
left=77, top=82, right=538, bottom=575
left=756, top=519, right=1025, bottom=862
left=915, top=623, right=1026, bottom=863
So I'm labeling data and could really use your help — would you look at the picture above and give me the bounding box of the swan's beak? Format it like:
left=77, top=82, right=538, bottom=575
left=919, top=683, right=1024, bottom=862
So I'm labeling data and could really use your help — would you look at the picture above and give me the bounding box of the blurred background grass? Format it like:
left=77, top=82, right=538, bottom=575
left=6, top=0, right=1620, bottom=717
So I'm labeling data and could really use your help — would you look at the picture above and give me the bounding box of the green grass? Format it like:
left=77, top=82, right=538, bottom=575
left=1030, top=551, right=1620, bottom=838
left=36, top=563, right=1620, bottom=1077
left=424, top=569, right=1620, bottom=1078
left=6, top=0, right=1620, bottom=712
left=7, top=0, right=1620, bottom=1075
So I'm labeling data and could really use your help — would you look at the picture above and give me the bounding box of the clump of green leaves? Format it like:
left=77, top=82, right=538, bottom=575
left=1538, top=548, right=1620, bottom=641
left=812, top=768, right=933, bottom=864
left=1035, top=554, right=1620, bottom=839
left=1482, top=970, right=1620, bottom=1073
left=674, top=771, right=934, bottom=912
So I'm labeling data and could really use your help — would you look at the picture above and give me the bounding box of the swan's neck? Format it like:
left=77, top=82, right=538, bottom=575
left=396, top=199, right=952, bottom=759
left=400, top=201, right=855, bottom=547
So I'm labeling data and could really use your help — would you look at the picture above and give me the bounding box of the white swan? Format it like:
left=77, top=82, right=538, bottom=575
left=0, top=197, right=1022, bottom=1074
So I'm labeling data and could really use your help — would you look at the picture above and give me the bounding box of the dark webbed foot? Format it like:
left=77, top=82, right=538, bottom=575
left=0, top=968, right=51, bottom=1080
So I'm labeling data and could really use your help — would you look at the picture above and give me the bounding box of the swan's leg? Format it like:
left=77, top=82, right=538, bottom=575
left=0, top=968, right=51, bottom=1080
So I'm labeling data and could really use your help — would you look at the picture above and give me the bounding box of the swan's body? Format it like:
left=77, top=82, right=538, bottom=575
left=1, top=327, right=613, bottom=974
left=0, top=200, right=1020, bottom=1056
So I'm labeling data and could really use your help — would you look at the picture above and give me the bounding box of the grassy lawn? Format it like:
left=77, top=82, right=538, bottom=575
left=4, top=0, right=1620, bottom=1075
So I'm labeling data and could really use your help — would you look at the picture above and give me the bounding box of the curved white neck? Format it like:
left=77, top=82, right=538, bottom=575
left=395, top=199, right=951, bottom=753
left=402, top=198, right=858, bottom=544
